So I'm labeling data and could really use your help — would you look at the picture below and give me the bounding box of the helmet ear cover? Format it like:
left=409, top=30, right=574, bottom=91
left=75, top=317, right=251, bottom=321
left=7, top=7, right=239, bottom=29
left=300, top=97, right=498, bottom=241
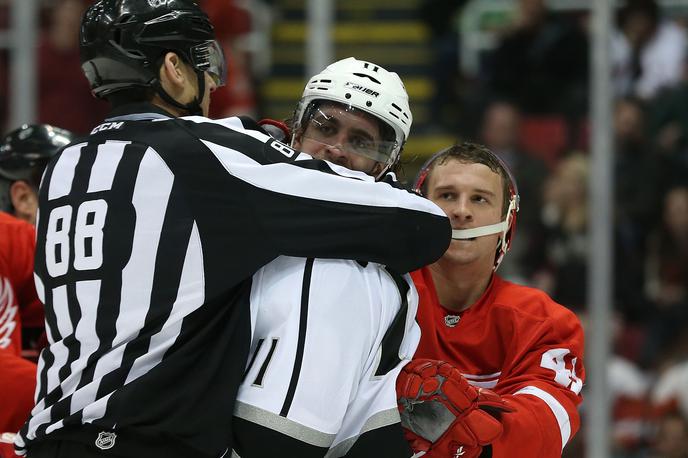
left=412, top=144, right=520, bottom=271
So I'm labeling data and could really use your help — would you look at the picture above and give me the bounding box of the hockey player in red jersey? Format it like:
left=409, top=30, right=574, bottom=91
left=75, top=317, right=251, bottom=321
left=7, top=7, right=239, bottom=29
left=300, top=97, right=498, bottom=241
left=0, top=125, right=73, bottom=446
left=399, top=142, right=585, bottom=457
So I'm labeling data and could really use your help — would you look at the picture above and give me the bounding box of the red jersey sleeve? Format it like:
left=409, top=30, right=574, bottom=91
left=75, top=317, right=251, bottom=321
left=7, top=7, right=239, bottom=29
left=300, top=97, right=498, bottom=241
left=14, top=222, right=43, bottom=329
left=491, top=299, right=585, bottom=457
left=0, top=349, right=37, bottom=433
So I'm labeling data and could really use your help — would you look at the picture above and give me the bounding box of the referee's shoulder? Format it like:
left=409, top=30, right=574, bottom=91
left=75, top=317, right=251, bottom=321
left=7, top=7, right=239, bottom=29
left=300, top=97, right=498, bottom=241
left=173, top=115, right=272, bottom=142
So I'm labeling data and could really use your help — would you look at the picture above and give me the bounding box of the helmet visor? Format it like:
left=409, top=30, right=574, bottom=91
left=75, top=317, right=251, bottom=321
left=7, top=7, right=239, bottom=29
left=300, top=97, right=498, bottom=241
left=191, top=40, right=227, bottom=87
left=299, top=104, right=399, bottom=164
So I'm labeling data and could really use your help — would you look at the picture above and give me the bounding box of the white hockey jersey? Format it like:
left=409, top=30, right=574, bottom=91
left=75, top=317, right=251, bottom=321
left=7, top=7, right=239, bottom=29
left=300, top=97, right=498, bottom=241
left=233, top=256, right=420, bottom=457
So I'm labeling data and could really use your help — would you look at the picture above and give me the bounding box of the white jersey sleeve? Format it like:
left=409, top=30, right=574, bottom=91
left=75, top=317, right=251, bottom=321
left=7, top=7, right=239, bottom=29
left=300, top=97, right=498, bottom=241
left=233, top=256, right=419, bottom=457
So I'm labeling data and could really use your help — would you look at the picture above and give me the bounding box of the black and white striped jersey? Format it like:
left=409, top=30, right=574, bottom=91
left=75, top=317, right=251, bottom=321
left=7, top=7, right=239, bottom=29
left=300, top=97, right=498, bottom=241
left=16, top=104, right=450, bottom=458
left=233, top=256, right=419, bottom=458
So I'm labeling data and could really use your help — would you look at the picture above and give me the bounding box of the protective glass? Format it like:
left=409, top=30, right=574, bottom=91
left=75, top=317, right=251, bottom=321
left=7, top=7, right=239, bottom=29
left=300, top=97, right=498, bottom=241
left=191, top=40, right=227, bottom=87
left=300, top=105, right=398, bottom=164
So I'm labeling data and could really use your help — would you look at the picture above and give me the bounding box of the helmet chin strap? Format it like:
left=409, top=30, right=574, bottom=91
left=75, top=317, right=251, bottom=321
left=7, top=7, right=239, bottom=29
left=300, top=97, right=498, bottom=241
left=451, top=220, right=508, bottom=239
left=153, top=71, right=206, bottom=116
left=451, top=197, right=517, bottom=241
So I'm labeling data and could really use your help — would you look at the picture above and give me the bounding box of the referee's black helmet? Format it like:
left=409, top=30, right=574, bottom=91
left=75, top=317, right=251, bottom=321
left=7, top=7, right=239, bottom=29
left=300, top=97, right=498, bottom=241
left=80, top=0, right=226, bottom=99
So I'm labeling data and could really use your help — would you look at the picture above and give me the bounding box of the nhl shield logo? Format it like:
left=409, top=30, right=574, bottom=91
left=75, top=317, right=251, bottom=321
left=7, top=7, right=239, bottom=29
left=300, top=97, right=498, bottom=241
left=444, top=314, right=460, bottom=328
left=95, top=431, right=117, bottom=450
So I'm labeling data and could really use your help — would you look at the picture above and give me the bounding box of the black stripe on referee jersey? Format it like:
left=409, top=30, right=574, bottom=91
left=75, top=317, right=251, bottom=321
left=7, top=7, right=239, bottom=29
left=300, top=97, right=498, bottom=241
left=252, top=338, right=278, bottom=387
left=57, top=282, right=83, bottom=382
left=232, top=416, right=328, bottom=458
left=32, top=144, right=60, bottom=409
left=280, top=258, right=314, bottom=417
left=375, top=269, right=410, bottom=377
left=243, top=338, right=265, bottom=381
left=342, top=421, right=413, bottom=457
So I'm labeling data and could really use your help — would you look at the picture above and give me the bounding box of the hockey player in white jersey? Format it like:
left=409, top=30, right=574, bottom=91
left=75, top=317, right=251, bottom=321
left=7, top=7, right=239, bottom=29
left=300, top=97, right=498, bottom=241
left=233, top=58, right=420, bottom=457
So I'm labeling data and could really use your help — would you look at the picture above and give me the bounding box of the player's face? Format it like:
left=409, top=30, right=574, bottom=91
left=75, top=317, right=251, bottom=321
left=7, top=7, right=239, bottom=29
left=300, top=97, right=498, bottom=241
left=425, top=159, right=504, bottom=268
left=293, top=106, right=383, bottom=175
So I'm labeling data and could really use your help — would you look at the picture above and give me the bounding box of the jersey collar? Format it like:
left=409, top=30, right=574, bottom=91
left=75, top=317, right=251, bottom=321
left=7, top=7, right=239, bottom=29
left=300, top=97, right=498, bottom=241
left=104, top=103, right=175, bottom=122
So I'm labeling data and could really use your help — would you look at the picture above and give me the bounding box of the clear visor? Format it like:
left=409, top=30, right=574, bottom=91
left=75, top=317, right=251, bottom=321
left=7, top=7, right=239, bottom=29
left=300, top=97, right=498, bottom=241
left=191, top=40, right=227, bottom=87
left=299, top=105, right=398, bottom=164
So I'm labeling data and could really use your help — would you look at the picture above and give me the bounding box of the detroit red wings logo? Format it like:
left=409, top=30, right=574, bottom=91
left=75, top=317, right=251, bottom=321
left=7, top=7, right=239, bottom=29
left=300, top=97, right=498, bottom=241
left=0, top=276, right=18, bottom=350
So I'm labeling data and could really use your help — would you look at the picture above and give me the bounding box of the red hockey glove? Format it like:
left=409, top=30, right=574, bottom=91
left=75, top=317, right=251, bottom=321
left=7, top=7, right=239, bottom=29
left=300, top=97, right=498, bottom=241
left=397, top=359, right=514, bottom=458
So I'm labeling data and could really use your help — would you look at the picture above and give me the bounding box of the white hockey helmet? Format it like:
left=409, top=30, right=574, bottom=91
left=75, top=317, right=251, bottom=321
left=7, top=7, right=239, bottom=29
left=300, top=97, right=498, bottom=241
left=291, top=57, right=412, bottom=177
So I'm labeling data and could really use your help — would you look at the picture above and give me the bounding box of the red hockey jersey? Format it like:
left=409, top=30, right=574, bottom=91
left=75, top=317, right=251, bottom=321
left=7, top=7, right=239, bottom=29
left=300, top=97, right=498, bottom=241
left=0, top=212, right=41, bottom=433
left=412, top=267, right=585, bottom=457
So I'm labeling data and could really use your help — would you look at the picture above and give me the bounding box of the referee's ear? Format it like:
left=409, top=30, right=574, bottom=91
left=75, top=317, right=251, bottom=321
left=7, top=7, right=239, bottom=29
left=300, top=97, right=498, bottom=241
left=159, top=52, right=189, bottom=95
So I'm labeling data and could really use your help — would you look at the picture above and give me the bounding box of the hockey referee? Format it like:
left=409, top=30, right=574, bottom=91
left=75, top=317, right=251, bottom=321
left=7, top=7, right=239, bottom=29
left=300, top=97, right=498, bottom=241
left=14, top=1, right=451, bottom=457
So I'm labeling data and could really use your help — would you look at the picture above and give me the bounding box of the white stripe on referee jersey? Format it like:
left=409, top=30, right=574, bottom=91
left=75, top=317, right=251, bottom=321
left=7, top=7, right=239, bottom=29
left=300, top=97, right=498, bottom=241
left=125, top=222, right=205, bottom=384
left=48, top=143, right=85, bottom=200
left=33, top=273, right=45, bottom=304
left=87, top=141, right=128, bottom=193
left=113, top=147, right=173, bottom=347
left=234, top=401, right=336, bottom=448
left=514, top=385, right=571, bottom=450
left=201, top=141, right=446, bottom=216
left=81, top=391, right=114, bottom=424
left=33, top=354, right=46, bottom=408
left=44, top=419, right=64, bottom=435
left=183, top=116, right=273, bottom=143
left=44, top=286, right=72, bottom=393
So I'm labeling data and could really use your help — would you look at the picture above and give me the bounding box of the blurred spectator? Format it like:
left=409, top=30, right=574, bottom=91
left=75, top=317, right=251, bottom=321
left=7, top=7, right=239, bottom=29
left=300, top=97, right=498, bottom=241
left=612, top=0, right=687, bottom=100
left=0, top=5, right=10, bottom=133
left=653, top=359, right=688, bottom=422
left=525, top=153, right=589, bottom=311
left=486, top=0, right=588, bottom=117
left=37, top=0, right=107, bottom=134
left=478, top=100, right=548, bottom=281
left=613, top=97, right=661, bottom=321
left=649, top=410, right=688, bottom=458
left=641, top=186, right=688, bottom=366
left=607, top=314, right=655, bottom=455
left=646, top=63, right=688, bottom=187
left=417, top=0, right=467, bottom=131
left=202, top=0, right=257, bottom=118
